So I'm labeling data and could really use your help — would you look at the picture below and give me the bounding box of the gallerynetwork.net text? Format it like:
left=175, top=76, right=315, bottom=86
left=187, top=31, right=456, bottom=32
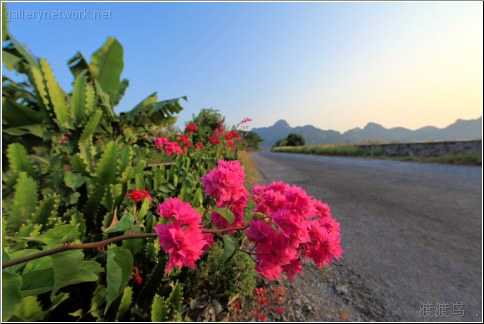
left=5, top=8, right=113, bottom=22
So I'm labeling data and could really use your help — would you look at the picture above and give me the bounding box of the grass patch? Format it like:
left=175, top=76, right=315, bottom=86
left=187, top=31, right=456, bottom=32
left=238, top=150, right=263, bottom=190
left=272, top=145, right=482, bottom=166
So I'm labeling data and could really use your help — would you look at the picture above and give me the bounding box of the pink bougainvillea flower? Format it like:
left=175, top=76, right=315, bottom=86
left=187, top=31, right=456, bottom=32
left=246, top=181, right=343, bottom=280
left=201, top=160, right=248, bottom=207
left=155, top=198, right=211, bottom=274
left=157, top=197, right=201, bottom=228
left=155, top=137, right=169, bottom=150
left=185, top=123, right=199, bottom=133
left=164, top=141, right=185, bottom=156
left=155, top=223, right=207, bottom=274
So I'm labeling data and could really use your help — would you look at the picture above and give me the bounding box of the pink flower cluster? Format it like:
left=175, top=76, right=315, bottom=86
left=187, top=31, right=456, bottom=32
left=201, top=160, right=248, bottom=232
left=155, top=198, right=213, bottom=274
left=245, top=182, right=343, bottom=280
left=155, top=137, right=185, bottom=156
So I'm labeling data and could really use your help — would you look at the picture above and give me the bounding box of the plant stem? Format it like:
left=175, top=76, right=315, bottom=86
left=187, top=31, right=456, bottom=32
left=2, top=225, right=250, bottom=268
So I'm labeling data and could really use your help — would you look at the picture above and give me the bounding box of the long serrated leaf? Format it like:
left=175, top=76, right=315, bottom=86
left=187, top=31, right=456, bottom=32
left=30, top=65, right=51, bottom=110
left=33, top=195, right=57, bottom=228
left=6, top=143, right=35, bottom=177
left=94, top=141, right=118, bottom=184
left=116, top=286, right=132, bottom=321
left=166, top=281, right=183, bottom=320
left=79, top=110, right=102, bottom=143
left=151, top=295, right=168, bottom=322
left=105, top=246, right=133, bottom=314
left=71, top=75, right=87, bottom=123
left=39, top=58, right=70, bottom=129
left=9, top=172, right=37, bottom=230
left=13, top=296, right=45, bottom=321
left=85, top=82, right=95, bottom=116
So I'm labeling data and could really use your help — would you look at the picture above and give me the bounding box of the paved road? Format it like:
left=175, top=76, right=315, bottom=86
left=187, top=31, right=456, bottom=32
left=251, top=151, right=482, bottom=322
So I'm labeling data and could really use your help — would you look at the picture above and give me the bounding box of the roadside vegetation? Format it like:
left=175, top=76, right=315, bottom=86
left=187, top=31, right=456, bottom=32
left=272, top=145, right=482, bottom=166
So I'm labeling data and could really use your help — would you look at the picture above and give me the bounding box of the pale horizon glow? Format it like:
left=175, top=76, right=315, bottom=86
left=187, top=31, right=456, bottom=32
left=4, top=2, right=483, bottom=132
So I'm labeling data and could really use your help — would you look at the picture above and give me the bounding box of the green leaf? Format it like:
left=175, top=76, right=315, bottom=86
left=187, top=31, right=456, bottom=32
left=71, top=75, right=87, bottom=123
left=116, top=286, right=133, bottom=321
left=3, top=125, right=45, bottom=138
left=94, top=141, right=118, bottom=184
left=2, top=48, right=21, bottom=70
left=2, top=97, right=43, bottom=127
left=7, top=34, right=38, bottom=67
left=137, top=198, right=150, bottom=221
left=30, top=65, right=51, bottom=109
left=67, top=51, right=90, bottom=78
left=13, top=296, right=45, bottom=321
left=33, top=195, right=58, bottom=228
left=90, top=37, right=124, bottom=103
left=79, top=110, right=102, bottom=143
left=113, top=78, right=129, bottom=107
left=51, top=250, right=102, bottom=296
left=214, top=208, right=235, bottom=224
left=85, top=82, right=95, bottom=116
left=64, top=171, right=86, bottom=190
left=222, top=235, right=237, bottom=263
left=89, top=284, right=106, bottom=320
left=166, top=281, right=183, bottom=320
left=21, top=268, right=54, bottom=297
left=39, top=58, right=70, bottom=129
left=151, top=294, right=168, bottom=322
left=2, top=271, right=23, bottom=321
left=9, top=172, right=37, bottom=230
left=38, top=224, right=80, bottom=244
left=7, top=249, right=41, bottom=273
left=6, top=143, right=35, bottom=177
left=105, top=213, right=134, bottom=233
left=105, top=246, right=133, bottom=314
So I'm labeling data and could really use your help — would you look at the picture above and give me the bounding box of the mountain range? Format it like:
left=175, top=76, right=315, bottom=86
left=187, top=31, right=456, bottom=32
left=251, top=117, right=482, bottom=148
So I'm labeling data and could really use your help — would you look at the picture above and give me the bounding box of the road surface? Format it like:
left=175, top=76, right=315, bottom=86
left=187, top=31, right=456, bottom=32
left=251, top=151, right=482, bottom=321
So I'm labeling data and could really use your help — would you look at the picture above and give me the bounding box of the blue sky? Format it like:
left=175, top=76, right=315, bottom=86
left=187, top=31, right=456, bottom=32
left=4, top=1, right=483, bottom=132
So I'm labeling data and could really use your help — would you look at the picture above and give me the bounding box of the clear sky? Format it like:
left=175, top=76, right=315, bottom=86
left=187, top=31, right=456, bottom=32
left=4, top=1, right=483, bottom=132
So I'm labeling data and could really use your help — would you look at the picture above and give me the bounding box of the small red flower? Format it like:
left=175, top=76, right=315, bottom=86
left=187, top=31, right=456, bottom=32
left=195, top=141, right=205, bottom=150
left=127, top=189, right=152, bottom=203
left=131, top=265, right=143, bottom=285
left=209, top=135, right=221, bottom=145
left=185, top=123, right=198, bottom=133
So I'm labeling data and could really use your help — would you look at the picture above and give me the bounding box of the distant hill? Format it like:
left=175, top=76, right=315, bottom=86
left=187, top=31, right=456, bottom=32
left=252, top=117, right=482, bottom=148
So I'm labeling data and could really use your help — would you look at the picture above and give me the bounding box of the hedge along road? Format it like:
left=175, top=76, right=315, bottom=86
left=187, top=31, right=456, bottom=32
left=251, top=151, right=482, bottom=322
